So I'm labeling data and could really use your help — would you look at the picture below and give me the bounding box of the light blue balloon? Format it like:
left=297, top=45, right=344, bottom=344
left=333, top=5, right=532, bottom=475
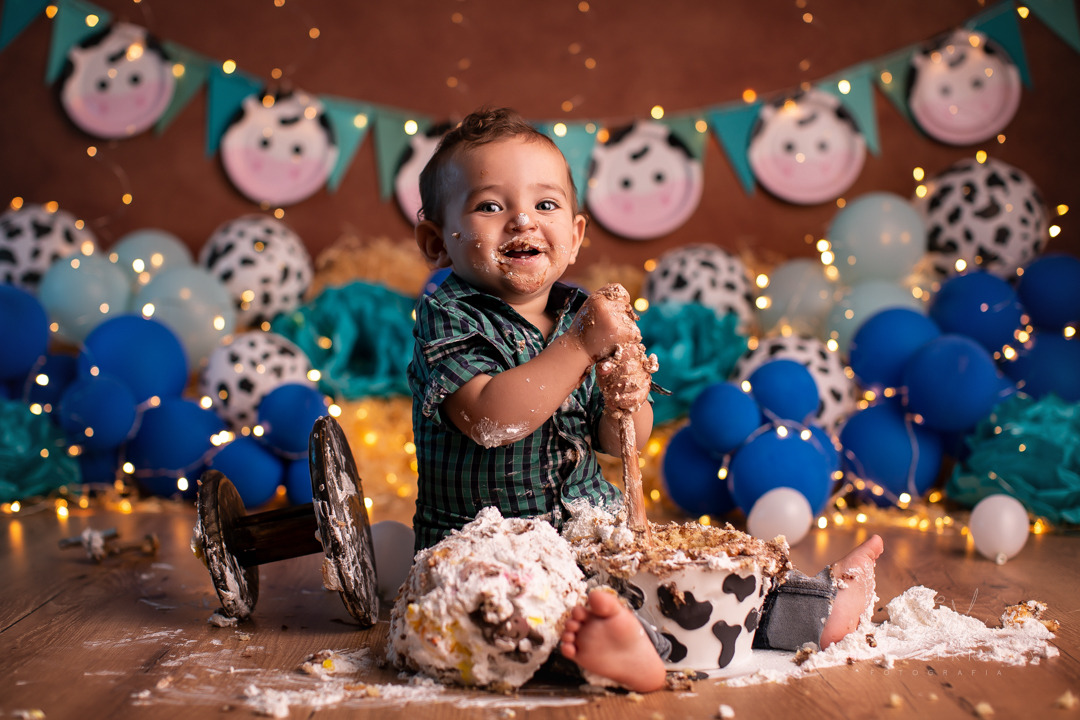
left=134, top=266, right=236, bottom=369
left=109, top=228, right=193, bottom=291
left=756, top=258, right=837, bottom=337
left=37, top=253, right=132, bottom=343
left=826, top=279, right=925, bottom=357
left=827, top=192, right=927, bottom=286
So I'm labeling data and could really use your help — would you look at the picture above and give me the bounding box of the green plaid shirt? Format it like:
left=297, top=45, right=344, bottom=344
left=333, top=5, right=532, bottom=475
left=408, top=272, right=621, bottom=551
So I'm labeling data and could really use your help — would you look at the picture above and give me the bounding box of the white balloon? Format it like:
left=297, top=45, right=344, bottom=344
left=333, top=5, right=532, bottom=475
left=747, top=487, right=813, bottom=545
left=969, top=494, right=1030, bottom=564
left=371, top=520, right=416, bottom=605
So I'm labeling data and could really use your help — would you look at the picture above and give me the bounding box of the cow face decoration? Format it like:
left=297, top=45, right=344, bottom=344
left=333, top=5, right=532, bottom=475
left=908, top=30, right=1022, bottom=146
left=59, top=23, right=175, bottom=139
left=748, top=88, right=867, bottom=205
left=220, top=90, right=338, bottom=207
left=586, top=121, right=704, bottom=241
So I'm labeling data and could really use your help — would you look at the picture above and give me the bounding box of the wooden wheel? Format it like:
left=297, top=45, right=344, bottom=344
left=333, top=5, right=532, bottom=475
left=195, top=470, right=259, bottom=619
left=309, top=415, right=379, bottom=627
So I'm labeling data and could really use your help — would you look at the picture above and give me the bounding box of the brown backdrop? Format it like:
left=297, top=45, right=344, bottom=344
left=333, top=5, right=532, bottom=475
left=1, top=0, right=1077, bottom=276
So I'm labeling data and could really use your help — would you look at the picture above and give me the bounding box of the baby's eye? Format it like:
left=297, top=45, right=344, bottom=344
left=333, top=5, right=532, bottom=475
left=475, top=201, right=503, bottom=213
left=536, top=200, right=559, bottom=211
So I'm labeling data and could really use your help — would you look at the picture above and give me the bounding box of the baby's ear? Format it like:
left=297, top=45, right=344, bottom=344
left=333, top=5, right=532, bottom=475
left=416, top=221, right=451, bottom=268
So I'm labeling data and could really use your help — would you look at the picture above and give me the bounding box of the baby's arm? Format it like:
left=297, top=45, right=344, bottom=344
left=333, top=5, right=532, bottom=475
left=594, top=343, right=656, bottom=455
left=442, top=285, right=641, bottom=448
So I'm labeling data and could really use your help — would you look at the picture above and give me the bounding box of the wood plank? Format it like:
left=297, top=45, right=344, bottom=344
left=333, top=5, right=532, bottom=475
left=1, top=502, right=1077, bottom=719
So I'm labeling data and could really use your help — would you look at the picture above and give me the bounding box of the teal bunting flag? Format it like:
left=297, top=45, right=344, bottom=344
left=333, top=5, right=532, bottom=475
left=662, top=113, right=710, bottom=161
left=873, top=47, right=917, bottom=127
left=967, top=1, right=1033, bottom=86
left=1026, top=0, right=1080, bottom=53
left=154, top=41, right=211, bottom=135
left=320, top=95, right=374, bottom=192
left=372, top=108, right=431, bottom=200
left=534, top=120, right=598, bottom=204
left=45, top=0, right=111, bottom=84
left=0, top=0, right=49, bottom=51
left=706, top=100, right=762, bottom=195
left=204, top=64, right=262, bottom=156
left=817, top=62, right=881, bottom=155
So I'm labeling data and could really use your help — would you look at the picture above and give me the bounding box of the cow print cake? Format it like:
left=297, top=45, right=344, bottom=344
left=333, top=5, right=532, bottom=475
left=566, top=507, right=789, bottom=671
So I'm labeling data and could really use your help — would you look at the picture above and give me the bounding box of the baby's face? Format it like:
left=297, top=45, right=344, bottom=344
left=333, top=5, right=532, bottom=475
left=438, top=137, right=586, bottom=305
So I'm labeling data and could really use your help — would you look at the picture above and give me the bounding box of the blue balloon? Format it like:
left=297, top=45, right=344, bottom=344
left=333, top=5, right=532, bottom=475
left=661, top=425, right=735, bottom=518
left=284, top=458, right=314, bottom=504
left=849, top=307, right=941, bottom=389
left=257, top=383, right=328, bottom=458
left=79, top=315, right=188, bottom=405
left=929, top=271, right=1024, bottom=354
left=22, top=352, right=78, bottom=411
left=688, top=381, right=762, bottom=456
left=133, top=265, right=236, bottom=369
left=1016, top=253, right=1080, bottom=330
left=78, top=447, right=120, bottom=485
left=729, top=426, right=834, bottom=515
left=206, top=436, right=284, bottom=508
left=0, top=283, right=49, bottom=381
left=423, top=267, right=452, bottom=295
left=826, top=192, right=927, bottom=286
left=826, top=279, right=925, bottom=356
left=839, top=403, right=944, bottom=506
left=125, top=397, right=225, bottom=497
left=746, top=359, right=819, bottom=424
left=902, top=334, right=1001, bottom=432
left=1003, top=331, right=1080, bottom=402
left=108, top=228, right=193, bottom=290
left=58, top=374, right=138, bottom=450
left=37, top=253, right=132, bottom=344
left=807, top=424, right=841, bottom=475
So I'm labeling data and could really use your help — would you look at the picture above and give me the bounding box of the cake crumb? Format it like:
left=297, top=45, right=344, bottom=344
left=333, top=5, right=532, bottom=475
left=793, top=644, right=816, bottom=666
left=887, top=693, right=903, bottom=708
left=1001, top=600, right=1060, bottom=633
left=627, top=692, right=645, bottom=703
left=12, top=711, right=45, bottom=720
left=974, top=701, right=994, bottom=718
left=866, top=633, right=878, bottom=648
left=717, top=704, right=735, bottom=719
left=928, top=693, right=939, bottom=701
left=1056, top=690, right=1079, bottom=709
left=207, top=612, right=238, bottom=627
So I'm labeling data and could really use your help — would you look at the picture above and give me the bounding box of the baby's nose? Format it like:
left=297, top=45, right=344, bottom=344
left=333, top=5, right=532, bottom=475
left=509, top=212, right=533, bottom=230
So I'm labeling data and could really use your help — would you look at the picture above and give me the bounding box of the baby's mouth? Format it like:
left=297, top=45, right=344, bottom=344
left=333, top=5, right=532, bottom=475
left=498, top=237, right=545, bottom=260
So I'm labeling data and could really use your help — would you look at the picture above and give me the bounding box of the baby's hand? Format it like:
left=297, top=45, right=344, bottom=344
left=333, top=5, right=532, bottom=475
left=569, top=284, right=642, bottom=361
left=597, top=342, right=658, bottom=414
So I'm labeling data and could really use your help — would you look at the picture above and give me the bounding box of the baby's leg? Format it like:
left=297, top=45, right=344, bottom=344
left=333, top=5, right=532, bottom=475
left=560, top=587, right=667, bottom=692
left=820, top=534, right=884, bottom=648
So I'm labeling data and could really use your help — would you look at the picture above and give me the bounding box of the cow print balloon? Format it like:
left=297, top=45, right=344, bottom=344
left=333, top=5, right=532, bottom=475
left=735, top=335, right=856, bottom=431
left=643, top=244, right=755, bottom=331
left=200, top=214, right=312, bottom=329
left=0, top=204, right=98, bottom=291
left=914, top=156, right=1048, bottom=280
left=198, top=330, right=315, bottom=429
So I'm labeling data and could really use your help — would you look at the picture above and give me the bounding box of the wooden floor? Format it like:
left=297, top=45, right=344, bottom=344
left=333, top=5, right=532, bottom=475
left=2, top=498, right=1078, bottom=720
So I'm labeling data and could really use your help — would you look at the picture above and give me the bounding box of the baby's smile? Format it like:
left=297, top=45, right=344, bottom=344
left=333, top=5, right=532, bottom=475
left=498, top=236, right=546, bottom=261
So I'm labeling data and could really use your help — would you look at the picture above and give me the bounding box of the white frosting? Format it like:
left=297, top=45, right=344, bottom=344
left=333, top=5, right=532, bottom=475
left=387, top=507, right=586, bottom=690
left=724, top=584, right=1059, bottom=687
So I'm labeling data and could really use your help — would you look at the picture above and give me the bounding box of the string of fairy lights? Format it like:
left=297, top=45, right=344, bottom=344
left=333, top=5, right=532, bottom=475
left=1, top=1, right=1074, bottom=545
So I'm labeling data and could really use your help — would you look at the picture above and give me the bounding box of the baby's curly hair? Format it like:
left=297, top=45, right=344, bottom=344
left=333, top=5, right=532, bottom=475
left=417, top=107, right=579, bottom=226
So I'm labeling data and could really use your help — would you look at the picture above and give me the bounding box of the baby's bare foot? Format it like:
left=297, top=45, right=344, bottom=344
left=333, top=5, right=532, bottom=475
left=820, top=534, right=884, bottom=649
left=560, top=588, right=666, bottom=692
